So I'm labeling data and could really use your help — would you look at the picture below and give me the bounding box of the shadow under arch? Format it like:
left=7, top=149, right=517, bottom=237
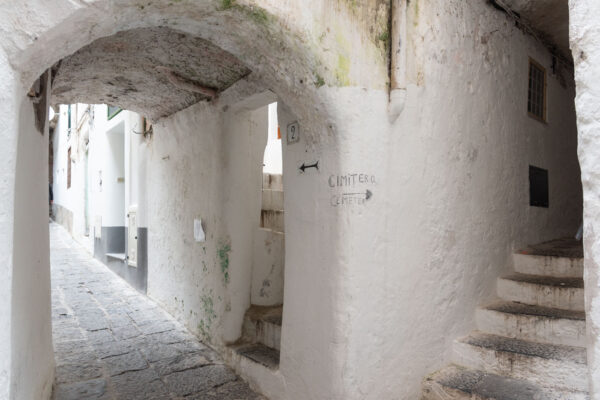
left=7, top=1, right=349, bottom=399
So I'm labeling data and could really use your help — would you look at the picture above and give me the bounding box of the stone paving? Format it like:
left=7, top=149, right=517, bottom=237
left=50, top=223, right=263, bottom=400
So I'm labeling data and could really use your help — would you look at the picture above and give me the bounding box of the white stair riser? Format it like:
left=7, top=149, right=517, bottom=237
left=513, top=253, right=583, bottom=278
left=261, top=189, right=284, bottom=211
left=261, top=210, right=284, bottom=232
left=422, top=379, right=590, bottom=400
left=453, top=341, right=588, bottom=392
left=497, top=279, right=584, bottom=312
left=242, top=318, right=281, bottom=351
left=263, top=174, right=283, bottom=191
left=475, top=308, right=586, bottom=347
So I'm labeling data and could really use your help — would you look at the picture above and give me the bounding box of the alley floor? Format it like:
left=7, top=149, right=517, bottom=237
left=50, top=223, right=263, bottom=400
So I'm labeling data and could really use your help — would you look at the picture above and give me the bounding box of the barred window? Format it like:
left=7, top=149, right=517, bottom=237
left=528, top=59, right=546, bottom=121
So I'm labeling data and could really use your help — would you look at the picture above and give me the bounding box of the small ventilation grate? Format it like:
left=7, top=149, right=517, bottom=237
left=529, top=165, right=549, bottom=208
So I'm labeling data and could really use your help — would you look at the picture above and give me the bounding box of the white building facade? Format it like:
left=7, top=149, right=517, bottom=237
left=0, top=0, right=599, bottom=399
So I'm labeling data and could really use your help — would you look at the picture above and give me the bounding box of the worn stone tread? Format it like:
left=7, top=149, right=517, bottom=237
left=423, top=365, right=589, bottom=400
left=459, top=332, right=587, bottom=364
left=234, top=343, right=280, bottom=369
left=518, top=238, right=583, bottom=258
left=501, top=274, right=583, bottom=288
left=483, top=301, right=586, bottom=321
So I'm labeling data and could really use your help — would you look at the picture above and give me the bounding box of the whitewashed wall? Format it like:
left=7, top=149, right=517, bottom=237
left=11, top=77, right=55, bottom=400
left=570, top=0, right=600, bottom=397
left=0, top=47, right=17, bottom=400
left=0, top=1, right=590, bottom=399
left=146, top=99, right=267, bottom=343
left=339, top=1, right=582, bottom=398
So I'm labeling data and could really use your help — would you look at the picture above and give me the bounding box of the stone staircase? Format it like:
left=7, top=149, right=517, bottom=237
left=422, top=238, right=588, bottom=399
left=231, top=174, right=284, bottom=370
left=260, top=173, right=284, bottom=233
left=232, top=305, right=283, bottom=370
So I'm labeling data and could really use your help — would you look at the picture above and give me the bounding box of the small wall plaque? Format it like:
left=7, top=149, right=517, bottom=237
left=287, top=122, right=300, bottom=144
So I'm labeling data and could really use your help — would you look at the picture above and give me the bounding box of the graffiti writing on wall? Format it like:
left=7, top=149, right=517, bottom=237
left=329, top=173, right=376, bottom=206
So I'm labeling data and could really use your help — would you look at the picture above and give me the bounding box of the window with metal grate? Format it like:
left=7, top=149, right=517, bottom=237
left=528, top=58, right=546, bottom=122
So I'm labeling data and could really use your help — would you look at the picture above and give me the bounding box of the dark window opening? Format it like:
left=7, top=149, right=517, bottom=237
left=528, top=58, right=546, bottom=122
left=529, top=165, right=548, bottom=208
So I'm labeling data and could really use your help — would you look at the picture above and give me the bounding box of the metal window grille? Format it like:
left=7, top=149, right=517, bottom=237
left=528, top=59, right=546, bottom=121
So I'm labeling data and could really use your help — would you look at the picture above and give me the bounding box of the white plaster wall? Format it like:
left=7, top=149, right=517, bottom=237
left=146, top=100, right=226, bottom=340
left=11, top=78, right=55, bottom=400
left=338, top=2, right=582, bottom=398
left=569, top=0, right=600, bottom=397
left=0, top=47, right=19, bottom=400
left=146, top=99, right=269, bottom=343
left=0, top=2, right=390, bottom=400
left=250, top=229, right=285, bottom=306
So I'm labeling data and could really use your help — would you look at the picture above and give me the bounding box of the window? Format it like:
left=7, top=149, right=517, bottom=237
left=528, top=58, right=546, bottom=122
left=107, top=106, right=122, bottom=120
left=67, top=147, right=72, bottom=189
left=529, top=165, right=548, bottom=208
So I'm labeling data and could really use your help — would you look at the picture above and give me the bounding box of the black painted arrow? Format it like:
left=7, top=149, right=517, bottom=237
left=342, top=189, right=373, bottom=200
left=299, top=161, right=319, bottom=172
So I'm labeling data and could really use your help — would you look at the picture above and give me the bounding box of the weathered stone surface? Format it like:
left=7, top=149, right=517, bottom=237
left=163, top=365, right=237, bottom=397
left=151, top=352, right=211, bottom=376
left=51, top=27, right=251, bottom=121
left=189, top=380, right=266, bottom=400
left=55, top=362, right=104, bottom=384
left=50, top=223, right=261, bottom=399
left=103, top=351, right=148, bottom=376
left=110, top=369, right=169, bottom=400
left=52, top=378, right=108, bottom=400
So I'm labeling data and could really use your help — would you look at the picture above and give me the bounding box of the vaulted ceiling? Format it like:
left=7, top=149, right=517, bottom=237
left=500, top=0, right=570, bottom=60
left=51, top=27, right=251, bottom=120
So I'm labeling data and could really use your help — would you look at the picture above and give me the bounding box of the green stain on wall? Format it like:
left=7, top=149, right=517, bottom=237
left=217, top=242, right=231, bottom=284
left=198, top=292, right=216, bottom=342
left=314, top=73, right=326, bottom=88
left=219, top=0, right=270, bottom=25
left=335, top=54, right=351, bottom=86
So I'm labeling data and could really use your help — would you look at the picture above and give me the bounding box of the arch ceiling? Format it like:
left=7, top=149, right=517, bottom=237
left=51, top=27, right=251, bottom=120
left=499, top=0, right=570, bottom=60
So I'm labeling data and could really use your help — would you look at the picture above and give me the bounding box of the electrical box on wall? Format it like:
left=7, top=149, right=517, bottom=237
left=127, top=205, right=138, bottom=267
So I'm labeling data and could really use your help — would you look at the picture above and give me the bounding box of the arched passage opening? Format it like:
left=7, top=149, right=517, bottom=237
left=1, top=1, right=372, bottom=398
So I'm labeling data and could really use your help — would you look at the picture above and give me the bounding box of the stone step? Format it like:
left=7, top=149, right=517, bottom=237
left=497, top=274, right=584, bottom=311
left=453, top=332, right=588, bottom=392
left=262, top=173, right=283, bottom=191
left=242, top=305, right=282, bottom=351
left=260, top=210, right=284, bottom=233
left=476, top=302, right=586, bottom=347
left=232, top=343, right=280, bottom=370
left=261, top=189, right=284, bottom=211
left=513, top=253, right=583, bottom=278
left=422, top=365, right=589, bottom=400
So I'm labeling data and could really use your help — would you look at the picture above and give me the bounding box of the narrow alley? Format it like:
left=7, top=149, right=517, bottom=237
left=49, top=223, right=263, bottom=400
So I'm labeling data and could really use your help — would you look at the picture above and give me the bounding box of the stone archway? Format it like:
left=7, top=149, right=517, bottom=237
left=0, top=1, right=391, bottom=399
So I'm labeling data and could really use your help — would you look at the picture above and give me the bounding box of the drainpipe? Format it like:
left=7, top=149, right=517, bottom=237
left=388, top=0, right=408, bottom=123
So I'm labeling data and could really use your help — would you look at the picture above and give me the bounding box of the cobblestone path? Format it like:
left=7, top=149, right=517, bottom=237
left=50, top=223, right=263, bottom=400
